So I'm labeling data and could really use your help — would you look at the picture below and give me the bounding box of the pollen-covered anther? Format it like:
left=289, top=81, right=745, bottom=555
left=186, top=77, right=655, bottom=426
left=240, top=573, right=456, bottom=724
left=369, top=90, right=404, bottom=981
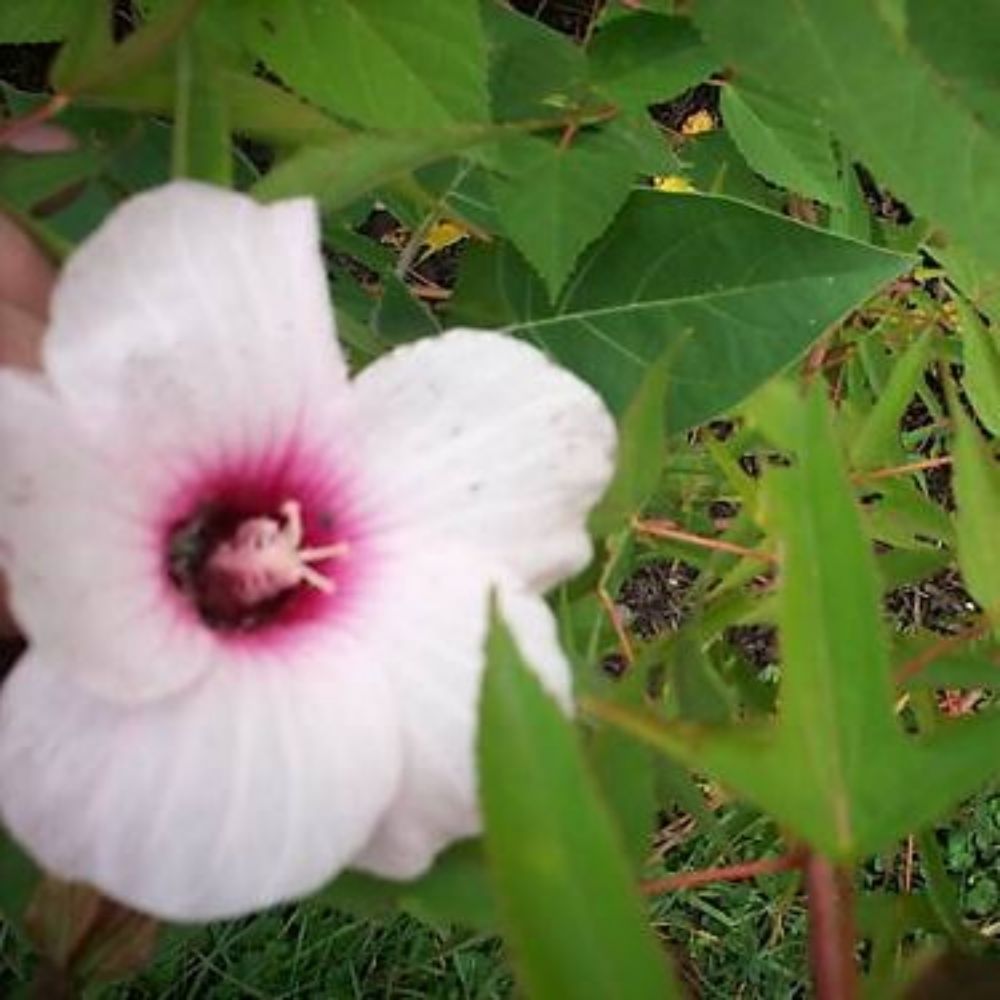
left=204, top=499, right=349, bottom=608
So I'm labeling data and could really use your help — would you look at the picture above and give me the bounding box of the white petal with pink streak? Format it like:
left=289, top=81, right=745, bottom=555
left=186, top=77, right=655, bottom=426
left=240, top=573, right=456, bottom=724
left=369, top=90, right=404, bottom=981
left=0, top=643, right=400, bottom=921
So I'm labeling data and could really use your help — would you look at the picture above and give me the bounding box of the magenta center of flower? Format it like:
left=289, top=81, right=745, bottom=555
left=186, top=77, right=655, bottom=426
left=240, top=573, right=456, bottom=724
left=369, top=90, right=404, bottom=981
left=168, top=498, right=350, bottom=630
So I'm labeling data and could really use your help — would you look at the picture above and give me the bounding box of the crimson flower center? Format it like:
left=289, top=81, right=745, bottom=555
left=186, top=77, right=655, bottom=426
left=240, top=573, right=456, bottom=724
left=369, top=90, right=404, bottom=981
left=168, top=498, right=349, bottom=630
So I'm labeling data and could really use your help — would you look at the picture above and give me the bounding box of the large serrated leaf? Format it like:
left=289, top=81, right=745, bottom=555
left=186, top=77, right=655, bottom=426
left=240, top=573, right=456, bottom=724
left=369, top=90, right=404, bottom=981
left=481, top=0, right=587, bottom=122
left=245, top=0, right=488, bottom=129
left=479, top=610, right=681, bottom=1000
left=450, top=191, right=908, bottom=428
left=695, top=0, right=1000, bottom=283
left=589, top=12, right=716, bottom=110
left=720, top=80, right=842, bottom=206
left=907, top=0, right=1000, bottom=134
left=491, top=128, right=637, bottom=301
left=253, top=124, right=509, bottom=210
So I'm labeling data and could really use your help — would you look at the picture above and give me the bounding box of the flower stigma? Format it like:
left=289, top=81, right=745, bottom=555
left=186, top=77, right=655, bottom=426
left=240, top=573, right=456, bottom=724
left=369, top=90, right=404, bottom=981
left=169, top=498, right=349, bottom=629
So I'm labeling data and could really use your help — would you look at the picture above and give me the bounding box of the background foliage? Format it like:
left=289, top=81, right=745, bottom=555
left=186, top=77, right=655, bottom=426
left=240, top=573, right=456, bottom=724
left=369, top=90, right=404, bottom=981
left=1, top=0, right=998, bottom=996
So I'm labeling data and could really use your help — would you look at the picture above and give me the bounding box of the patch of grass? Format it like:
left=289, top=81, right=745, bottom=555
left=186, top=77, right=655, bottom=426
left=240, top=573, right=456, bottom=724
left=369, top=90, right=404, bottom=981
left=102, top=907, right=510, bottom=1000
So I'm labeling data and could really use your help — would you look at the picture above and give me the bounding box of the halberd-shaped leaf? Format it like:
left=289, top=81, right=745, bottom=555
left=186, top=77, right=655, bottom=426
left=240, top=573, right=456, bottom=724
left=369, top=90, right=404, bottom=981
left=245, top=0, right=488, bottom=129
left=589, top=12, right=715, bottom=110
left=586, top=388, right=1000, bottom=859
left=450, top=191, right=908, bottom=428
left=491, top=129, right=638, bottom=302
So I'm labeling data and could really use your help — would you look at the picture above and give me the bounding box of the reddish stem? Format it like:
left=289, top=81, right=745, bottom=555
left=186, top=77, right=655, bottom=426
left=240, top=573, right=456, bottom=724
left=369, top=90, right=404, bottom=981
left=805, top=854, right=858, bottom=1000
left=0, top=94, right=69, bottom=148
left=632, top=516, right=776, bottom=564
left=894, top=620, right=991, bottom=686
left=640, top=850, right=804, bottom=896
left=852, top=454, right=953, bottom=484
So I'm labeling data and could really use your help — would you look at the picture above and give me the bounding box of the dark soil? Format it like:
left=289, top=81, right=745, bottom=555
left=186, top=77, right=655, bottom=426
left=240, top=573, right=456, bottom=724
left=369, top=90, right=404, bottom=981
left=649, top=82, right=722, bottom=135
left=508, top=0, right=605, bottom=40
left=618, top=559, right=699, bottom=639
left=0, top=45, right=55, bottom=94
left=886, top=568, right=979, bottom=635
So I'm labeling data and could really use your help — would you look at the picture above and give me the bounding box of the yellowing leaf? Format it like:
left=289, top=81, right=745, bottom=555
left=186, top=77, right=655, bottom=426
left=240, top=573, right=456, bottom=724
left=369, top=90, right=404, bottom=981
left=652, top=174, right=695, bottom=193
left=418, top=219, right=470, bottom=262
left=681, top=109, right=715, bottom=135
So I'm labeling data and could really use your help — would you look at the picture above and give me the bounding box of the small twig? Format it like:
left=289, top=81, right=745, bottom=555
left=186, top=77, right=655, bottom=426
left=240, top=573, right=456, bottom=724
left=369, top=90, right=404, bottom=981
left=640, top=850, right=805, bottom=896
left=805, top=853, right=858, bottom=1000
left=852, top=454, right=952, bottom=484
left=902, top=836, right=915, bottom=894
left=597, top=537, right=635, bottom=666
left=803, top=329, right=834, bottom=380
left=597, top=585, right=634, bottom=666
left=0, top=94, right=70, bottom=149
left=410, top=284, right=452, bottom=302
left=558, top=121, right=579, bottom=151
left=394, top=216, right=437, bottom=280
left=632, top=516, right=777, bottom=564
left=894, top=620, right=992, bottom=686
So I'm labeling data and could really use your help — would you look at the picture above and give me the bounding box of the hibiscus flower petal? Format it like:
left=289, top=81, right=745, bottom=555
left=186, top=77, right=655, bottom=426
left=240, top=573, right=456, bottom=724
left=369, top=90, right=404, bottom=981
left=0, top=373, right=217, bottom=701
left=349, top=330, right=617, bottom=591
left=349, top=542, right=571, bottom=879
left=0, top=645, right=401, bottom=922
left=44, top=181, right=346, bottom=458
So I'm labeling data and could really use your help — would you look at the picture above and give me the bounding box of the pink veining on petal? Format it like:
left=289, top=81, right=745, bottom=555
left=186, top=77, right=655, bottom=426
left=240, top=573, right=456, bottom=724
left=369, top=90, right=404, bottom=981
left=152, top=420, right=378, bottom=656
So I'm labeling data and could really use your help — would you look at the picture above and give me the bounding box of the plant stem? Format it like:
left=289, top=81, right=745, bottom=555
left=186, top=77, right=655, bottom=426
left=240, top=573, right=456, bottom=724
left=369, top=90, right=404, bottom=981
left=641, top=849, right=804, bottom=896
left=805, top=853, right=858, bottom=1000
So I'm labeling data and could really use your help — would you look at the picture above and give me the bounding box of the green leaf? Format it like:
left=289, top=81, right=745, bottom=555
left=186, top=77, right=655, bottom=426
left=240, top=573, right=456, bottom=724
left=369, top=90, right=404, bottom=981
left=481, top=0, right=587, bottom=122
left=450, top=191, right=908, bottom=428
left=589, top=349, right=673, bottom=536
left=957, top=297, right=1000, bottom=436
left=253, top=124, right=509, bottom=211
left=76, top=65, right=351, bottom=146
left=371, top=274, right=440, bottom=344
left=0, top=0, right=77, bottom=42
left=907, top=0, right=1000, bottom=134
left=681, top=129, right=783, bottom=208
left=667, top=628, right=733, bottom=725
left=751, top=385, right=902, bottom=853
left=849, top=330, right=935, bottom=470
left=898, top=639, right=1000, bottom=691
left=952, top=396, right=1000, bottom=627
left=720, top=80, right=842, bottom=206
left=55, top=0, right=210, bottom=95
left=491, top=128, right=637, bottom=301
left=694, top=0, right=1000, bottom=283
left=246, top=0, right=488, bottom=129
left=586, top=388, right=1000, bottom=859
left=320, top=840, right=497, bottom=931
left=0, top=829, right=39, bottom=933
left=172, top=33, right=231, bottom=185
left=589, top=12, right=716, bottom=110
left=479, top=608, right=681, bottom=1000
left=49, top=0, right=113, bottom=92
left=0, top=148, right=102, bottom=212
left=586, top=671, right=658, bottom=872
